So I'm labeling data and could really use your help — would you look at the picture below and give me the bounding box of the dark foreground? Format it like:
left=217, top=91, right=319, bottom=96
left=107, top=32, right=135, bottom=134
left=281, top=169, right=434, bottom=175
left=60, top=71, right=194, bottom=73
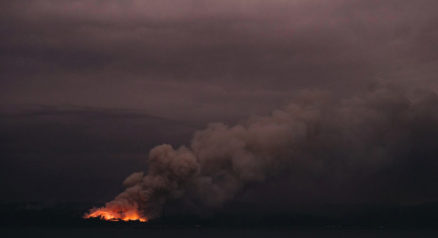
left=1, top=202, right=438, bottom=237
left=2, top=227, right=438, bottom=238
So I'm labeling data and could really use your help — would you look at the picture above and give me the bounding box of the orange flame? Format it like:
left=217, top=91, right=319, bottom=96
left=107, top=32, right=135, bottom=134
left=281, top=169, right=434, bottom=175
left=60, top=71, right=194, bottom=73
left=84, top=207, right=147, bottom=222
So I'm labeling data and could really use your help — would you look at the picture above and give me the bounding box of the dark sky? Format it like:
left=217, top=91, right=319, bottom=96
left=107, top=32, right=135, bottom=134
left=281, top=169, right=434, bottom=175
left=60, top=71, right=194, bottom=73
left=1, top=0, right=438, bottom=205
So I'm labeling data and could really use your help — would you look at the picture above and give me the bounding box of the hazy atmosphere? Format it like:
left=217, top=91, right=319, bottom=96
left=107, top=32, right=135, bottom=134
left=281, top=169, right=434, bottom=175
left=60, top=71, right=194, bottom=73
left=1, top=0, right=438, bottom=226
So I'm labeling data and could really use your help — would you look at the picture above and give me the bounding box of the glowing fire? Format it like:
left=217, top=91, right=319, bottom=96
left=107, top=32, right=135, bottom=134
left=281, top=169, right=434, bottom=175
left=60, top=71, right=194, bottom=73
left=84, top=207, right=147, bottom=222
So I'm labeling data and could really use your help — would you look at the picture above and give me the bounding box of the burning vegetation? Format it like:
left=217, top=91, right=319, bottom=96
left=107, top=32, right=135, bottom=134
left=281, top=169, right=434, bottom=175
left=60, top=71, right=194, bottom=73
left=84, top=206, right=147, bottom=222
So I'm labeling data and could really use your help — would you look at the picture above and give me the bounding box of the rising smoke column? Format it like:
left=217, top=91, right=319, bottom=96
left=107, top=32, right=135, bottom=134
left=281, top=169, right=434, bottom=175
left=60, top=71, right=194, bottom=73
left=86, top=86, right=438, bottom=220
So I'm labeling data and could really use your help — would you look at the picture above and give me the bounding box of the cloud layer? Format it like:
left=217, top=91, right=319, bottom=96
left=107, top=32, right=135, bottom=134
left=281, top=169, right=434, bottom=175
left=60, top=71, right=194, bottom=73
left=2, top=0, right=438, bottom=122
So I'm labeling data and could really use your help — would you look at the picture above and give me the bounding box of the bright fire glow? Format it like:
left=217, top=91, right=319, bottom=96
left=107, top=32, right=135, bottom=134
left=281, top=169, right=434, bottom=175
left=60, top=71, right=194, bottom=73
left=84, top=207, right=147, bottom=222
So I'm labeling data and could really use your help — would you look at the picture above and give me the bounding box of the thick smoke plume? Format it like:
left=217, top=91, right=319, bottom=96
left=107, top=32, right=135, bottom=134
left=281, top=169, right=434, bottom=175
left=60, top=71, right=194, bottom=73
left=88, top=86, right=438, bottom=219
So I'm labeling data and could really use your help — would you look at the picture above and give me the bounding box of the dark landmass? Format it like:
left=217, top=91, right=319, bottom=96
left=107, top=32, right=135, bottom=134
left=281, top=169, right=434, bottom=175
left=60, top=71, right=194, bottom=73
left=1, top=202, right=438, bottom=230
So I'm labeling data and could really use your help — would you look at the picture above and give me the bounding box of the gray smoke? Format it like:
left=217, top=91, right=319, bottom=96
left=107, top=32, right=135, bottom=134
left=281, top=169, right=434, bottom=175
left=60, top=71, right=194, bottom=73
left=98, top=85, right=438, bottom=218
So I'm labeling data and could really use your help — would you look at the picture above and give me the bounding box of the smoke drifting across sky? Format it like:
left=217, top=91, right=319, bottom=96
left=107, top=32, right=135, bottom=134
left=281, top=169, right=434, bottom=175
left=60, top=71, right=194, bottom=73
left=95, top=85, right=438, bottom=219
left=0, top=0, right=437, bottom=213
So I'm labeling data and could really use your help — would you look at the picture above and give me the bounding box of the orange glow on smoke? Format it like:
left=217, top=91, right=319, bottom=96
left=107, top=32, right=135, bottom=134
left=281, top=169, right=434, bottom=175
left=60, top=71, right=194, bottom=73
left=84, top=208, right=147, bottom=222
